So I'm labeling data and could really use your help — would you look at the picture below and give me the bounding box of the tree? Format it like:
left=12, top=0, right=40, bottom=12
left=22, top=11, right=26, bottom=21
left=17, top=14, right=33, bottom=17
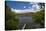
left=33, top=10, right=45, bottom=28
left=5, top=6, right=19, bottom=30
left=33, top=3, right=45, bottom=28
left=38, top=3, right=45, bottom=10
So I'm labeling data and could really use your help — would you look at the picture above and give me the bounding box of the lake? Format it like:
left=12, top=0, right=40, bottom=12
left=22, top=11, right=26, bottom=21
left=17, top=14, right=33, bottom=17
left=18, top=16, right=41, bottom=29
left=19, top=16, right=33, bottom=24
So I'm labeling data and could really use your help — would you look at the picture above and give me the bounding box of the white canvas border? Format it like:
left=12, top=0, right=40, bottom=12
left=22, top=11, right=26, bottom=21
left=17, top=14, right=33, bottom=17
left=0, top=0, right=46, bottom=31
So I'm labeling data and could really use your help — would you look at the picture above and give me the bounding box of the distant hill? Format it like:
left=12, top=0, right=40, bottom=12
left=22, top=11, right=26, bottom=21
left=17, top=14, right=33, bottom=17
left=16, top=12, right=35, bottom=16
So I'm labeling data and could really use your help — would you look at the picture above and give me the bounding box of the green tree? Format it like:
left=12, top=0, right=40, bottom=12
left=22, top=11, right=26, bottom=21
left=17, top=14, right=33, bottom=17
left=5, top=6, right=19, bottom=30
left=33, top=10, right=44, bottom=28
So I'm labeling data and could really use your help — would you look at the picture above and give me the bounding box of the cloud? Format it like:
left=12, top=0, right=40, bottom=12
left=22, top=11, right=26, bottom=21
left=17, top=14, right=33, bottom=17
left=11, top=2, right=40, bottom=14
left=24, top=6, right=26, bottom=8
left=32, top=4, right=36, bottom=7
left=29, top=2, right=37, bottom=4
left=35, top=4, right=40, bottom=9
left=32, top=3, right=40, bottom=10
left=11, top=8, right=40, bottom=13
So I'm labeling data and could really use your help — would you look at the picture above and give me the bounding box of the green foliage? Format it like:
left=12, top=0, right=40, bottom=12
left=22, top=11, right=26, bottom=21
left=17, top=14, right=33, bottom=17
left=33, top=10, right=45, bottom=27
left=5, top=6, right=19, bottom=30
left=33, top=10, right=44, bottom=22
left=32, top=10, right=44, bottom=27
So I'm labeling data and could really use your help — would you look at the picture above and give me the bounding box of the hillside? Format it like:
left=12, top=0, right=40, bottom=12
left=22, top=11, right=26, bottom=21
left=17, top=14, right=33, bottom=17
left=16, top=12, right=35, bottom=16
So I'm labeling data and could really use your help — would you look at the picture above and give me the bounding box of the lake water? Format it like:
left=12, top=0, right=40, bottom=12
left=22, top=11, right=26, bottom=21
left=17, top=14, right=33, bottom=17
left=19, top=16, right=33, bottom=24
left=18, top=16, right=41, bottom=29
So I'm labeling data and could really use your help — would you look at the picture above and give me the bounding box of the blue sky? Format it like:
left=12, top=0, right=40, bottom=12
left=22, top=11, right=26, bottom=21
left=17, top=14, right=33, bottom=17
left=6, top=1, right=40, bottom=13
left=6, top=1, right=33, bottom=10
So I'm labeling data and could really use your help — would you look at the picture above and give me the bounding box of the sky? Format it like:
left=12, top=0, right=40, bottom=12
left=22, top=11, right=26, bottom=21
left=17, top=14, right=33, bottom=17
left=6, top=1, right=40, bottom=13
